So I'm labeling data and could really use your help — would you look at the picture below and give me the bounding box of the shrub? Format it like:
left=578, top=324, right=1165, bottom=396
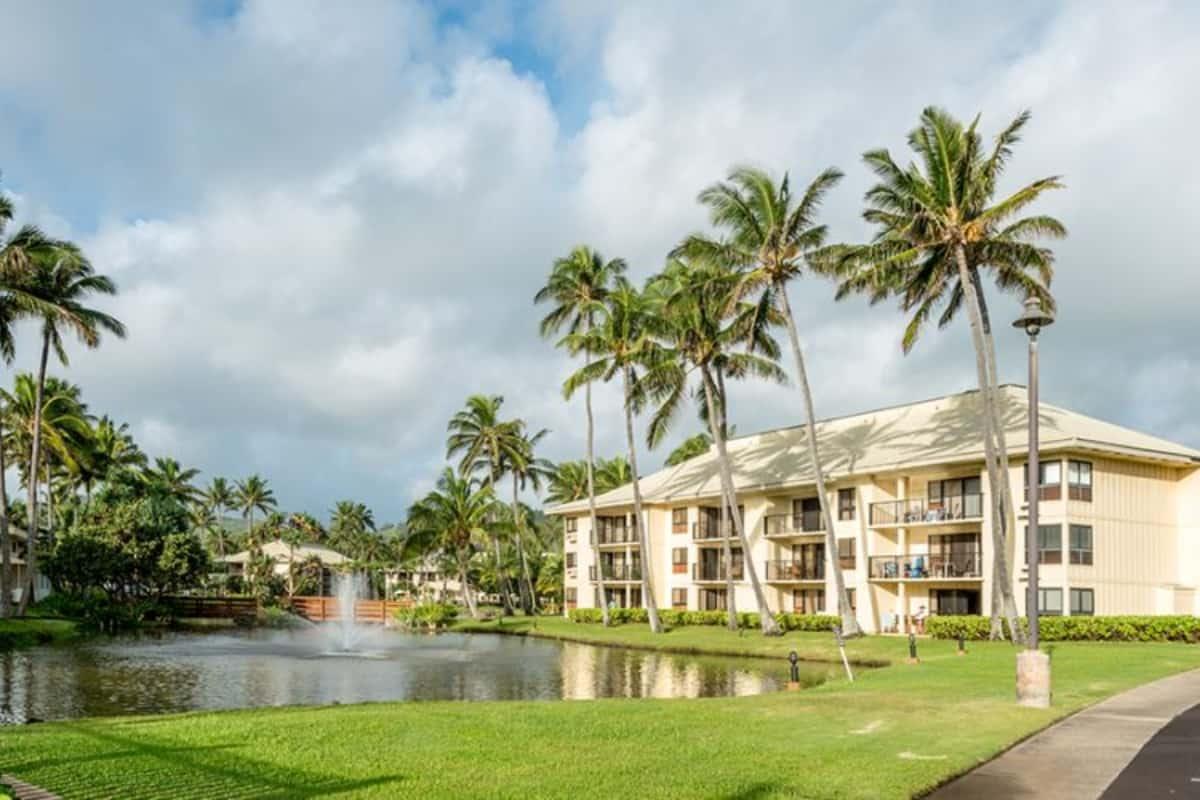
left=927, top=615, right=1200, bottom=642
left=567, top=607, right=838, bottom=631
left=394, top=601, right=459, bottom=631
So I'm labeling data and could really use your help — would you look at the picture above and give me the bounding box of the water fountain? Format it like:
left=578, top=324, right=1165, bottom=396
left=321, top=572, right=385, bottom=658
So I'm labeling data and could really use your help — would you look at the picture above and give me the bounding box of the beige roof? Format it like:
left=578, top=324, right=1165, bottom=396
left=223, top=539, right=350, bottom=566
left=549, top=385, right=1200, bottom=514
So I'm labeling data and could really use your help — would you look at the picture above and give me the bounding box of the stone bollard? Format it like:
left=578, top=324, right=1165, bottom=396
left=957, top=634, right=967, bottom=656
left=787, top=650, right=801, bottom=690
left=907, top=633, right=920, bottom=665
left=1016, top=650, right=1052, bottom=708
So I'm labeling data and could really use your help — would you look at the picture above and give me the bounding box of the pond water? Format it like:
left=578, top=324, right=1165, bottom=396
left=0, top=627, right=830, bottom=723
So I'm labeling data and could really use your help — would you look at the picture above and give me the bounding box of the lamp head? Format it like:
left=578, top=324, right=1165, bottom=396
left=1013, top=295, right=1055, bottom=336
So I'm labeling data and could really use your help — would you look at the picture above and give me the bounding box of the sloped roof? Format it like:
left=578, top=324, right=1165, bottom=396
left=549, top=385, right=1200, bottom=514
left=223, top=538, right=350, bottom=566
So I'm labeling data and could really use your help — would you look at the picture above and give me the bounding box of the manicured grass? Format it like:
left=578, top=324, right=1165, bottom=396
left=0, top=617, right=78, bottom=650
left=2, top=626, right=1198, bottom=799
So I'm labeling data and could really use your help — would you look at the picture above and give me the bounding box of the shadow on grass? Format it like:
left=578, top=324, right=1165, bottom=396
left=719, top=782, right=784, bottom=800
left=8, top=722, right=404, bottom=799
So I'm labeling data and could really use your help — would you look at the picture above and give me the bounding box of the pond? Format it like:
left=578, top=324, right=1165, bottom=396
left=0, top=627, right=831, bottom=723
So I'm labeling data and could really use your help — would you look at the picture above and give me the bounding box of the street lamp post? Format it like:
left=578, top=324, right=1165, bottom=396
left=1014, top=295, right=1054, bottom=708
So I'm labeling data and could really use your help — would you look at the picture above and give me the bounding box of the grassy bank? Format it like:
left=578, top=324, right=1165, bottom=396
left=2, top=623, right=1199, bottom=799
left=0, top=617, right=78, bottom=650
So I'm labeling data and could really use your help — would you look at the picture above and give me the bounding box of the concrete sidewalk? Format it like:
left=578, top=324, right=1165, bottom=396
left=929, top=667, right=1200, bottom=799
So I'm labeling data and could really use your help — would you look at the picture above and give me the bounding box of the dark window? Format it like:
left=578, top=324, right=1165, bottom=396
left=671, top=588, right=687, bottom=609
left=1070, top=588, right=1094, bottom=616
left=931, top=589, right=982, bottom=615
left=927, top=477, right=984, bottom=518
left=1038, top=587, right=1063, bottom=616
left=793, top=497, right=824, bottom=531
left=837, top=538, right=856, bottom=570
left=1069, top=525, right=1093, bottom=565
left=700, top=589, right=727, bottom=611
left=565, top=588, right=577, bottom=604
left=793, top=543, right=825, bottom=578
left=1026, top=524, right=1062, bottom=565
left=672, top=507, right=688, bottom=533
left=1026, top=461, right=1062, bottom=501
left=565, top=517, right=578, bottom=533
left=1068, top=461, right=1093, bottom=502
left=793, top=589, right=825, bottom=615
left=837, top=488, right=856, bottom=521
left=931, top=533, right=982, bottom=576
left=565, top=552, right=577, bottom=569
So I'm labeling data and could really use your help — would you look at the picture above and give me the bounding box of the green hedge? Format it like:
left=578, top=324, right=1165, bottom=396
left=567, top=608, right=838, bottom=632
left=927, top=615, right=1200, bottom=643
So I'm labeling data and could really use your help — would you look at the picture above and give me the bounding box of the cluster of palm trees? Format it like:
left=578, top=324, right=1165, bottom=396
left=402, top=394, right=558, bottom=619
left=0, top=188, right=126, bottom=617
left=536, top=108, right=1063, bottom=638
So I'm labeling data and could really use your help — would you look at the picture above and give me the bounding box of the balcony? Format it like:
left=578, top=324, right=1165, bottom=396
left=763, top=511, right=824, bottom=538
left=868, top=553, right=983, bottom=581
left=589, top=564, right=642, bottom=582
left=765, top=560, right=824, bottom=582
left=692, top=518, right=737, bottom=542
left=692, top=562, right=744, bottom=582
left=591, top=524, right=639, bottom=546
left=868, top=494, right=984, bottom=527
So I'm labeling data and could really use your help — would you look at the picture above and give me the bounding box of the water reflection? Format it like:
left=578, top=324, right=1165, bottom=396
left=0, top=629, right=830, bottom=723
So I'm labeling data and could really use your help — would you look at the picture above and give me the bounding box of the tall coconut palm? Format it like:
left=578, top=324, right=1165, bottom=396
left=594, top=455, right=633, bottom=493
left=645, top=258, right=788, bottom=635
left=503, top=424, right=554, bottom=614
left=676, top=165, right=861, bottom=635
left=535, top=246, right=626, bottom=626
left=6, top=244, right=123, bottom=613
left=834, top=107, right=1064, bottom=639
left=404, top=468, right=498, bottom=619
left=546, top=460, right=591, bottom=505
left=141, top=457, right=202, bottom=505
left=235, top=475, right=276, bottom=547
left=0, top=299, right=17, bottom=617
left=564, top=278, right=666, bottom=632
left=329, top=500, right=375, bottom=551
left=665, top=432, right=713, bottom=467
left=203, top=477, right=235, bottom=527
left=446, top=394, right=525, bottom=615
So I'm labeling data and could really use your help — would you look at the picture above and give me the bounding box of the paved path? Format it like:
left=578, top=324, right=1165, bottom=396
left=929, top=668, right=1200, bottom=799
left=1, top=775, right=61, bottom=800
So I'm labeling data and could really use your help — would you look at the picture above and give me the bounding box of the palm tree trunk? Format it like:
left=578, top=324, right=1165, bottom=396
left=583, top=329, right=611, bottom=627
left=0, top=411, right=12, bottom=619
left=45, top=467, right=54, bottom=548
left=776, top=285, right=860, bottom=636
left=715, top=367, right=737, bottom=631
left=952, top=246, right=1023, bottom=642
left=492, top=536, right=514, bottom=615
left=972, top=268, right=1023, bottom=637
left=459, top=565, right=480, bottom=620
left=17, top=331, right=51, bottom=615
left=511, top=475, right=537, bottom=615
left=622, top=366, right=662, bottom=633
left=701, top=366, right=780, bottom=635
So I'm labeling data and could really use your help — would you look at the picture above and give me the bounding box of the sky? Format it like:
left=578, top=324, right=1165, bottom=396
left=0, top=1, right=1197, bottom=524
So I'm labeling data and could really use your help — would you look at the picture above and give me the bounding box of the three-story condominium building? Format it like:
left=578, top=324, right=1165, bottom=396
left=550, top=386, right=1200, bottom=633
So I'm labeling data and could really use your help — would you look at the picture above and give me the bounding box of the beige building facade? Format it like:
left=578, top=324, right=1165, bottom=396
left=551, top=387, right=1200, bottom=633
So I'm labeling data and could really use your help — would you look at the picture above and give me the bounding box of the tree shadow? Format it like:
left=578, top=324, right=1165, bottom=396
left=717, top=781, right=784, bottom=800
left=6, top=722, right=406, bottom=799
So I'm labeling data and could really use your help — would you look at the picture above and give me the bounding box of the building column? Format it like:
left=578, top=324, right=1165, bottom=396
left=897, top=476, right=909, bottom=633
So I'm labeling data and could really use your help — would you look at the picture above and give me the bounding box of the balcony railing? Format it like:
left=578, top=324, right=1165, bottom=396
left=692, top=518, right=737, bottom=541
left=692, top=562, right=744, bottom=581
left=765, top=560, right=824, bottom=581
left=591, top=523, right=639, bottom=545
left=868, top=494, right=984, bottom=526
left=868, top=553, right=982, bottom=580
left=763, top=511, right=824, bottom=537
left=589, top=564, right=642, bottom=581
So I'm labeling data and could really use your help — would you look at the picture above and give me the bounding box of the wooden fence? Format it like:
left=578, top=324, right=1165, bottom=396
left=164, top=595, right=260, bottom=619
left=290, top=596, right=412, bottom=623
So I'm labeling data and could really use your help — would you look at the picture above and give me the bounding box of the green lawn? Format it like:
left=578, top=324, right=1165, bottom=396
left=0, top=617, right=78, bottom=650
left=2, top=622, right=1198, bottom=799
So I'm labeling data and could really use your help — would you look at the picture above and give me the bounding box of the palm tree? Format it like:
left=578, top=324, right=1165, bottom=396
left=204, top=477, right=235, bottom=526
left=446, top=394, right=526, bottom=615
left=329, top=500, right=374, bottom=552
left=0, top=298, right=18, bottom=617
left=536, top=246, right=626, bottom=626
left=564, top=277, right=666, bottom=632
left=141, top=457, right=202, bottom=505
left=404, top=468, right=498, bottom=619
left=235, top=475, right=276, bottom=547
left=676, top=165, right=861, bottom=635
left=665, top=432, right=712, bottom=467
left=834, top=108, right=1064, bottom=639
left=594, top=455, right=633, bottom=493
left=5, top=242, right=123, bottom=613
left=546, top=460, right=591, bottom=505
left=503, top=424, right=554, bottom=614
left=645, top=258, right=787, bottom=635
left=80, top=416, right=145, bottom=499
